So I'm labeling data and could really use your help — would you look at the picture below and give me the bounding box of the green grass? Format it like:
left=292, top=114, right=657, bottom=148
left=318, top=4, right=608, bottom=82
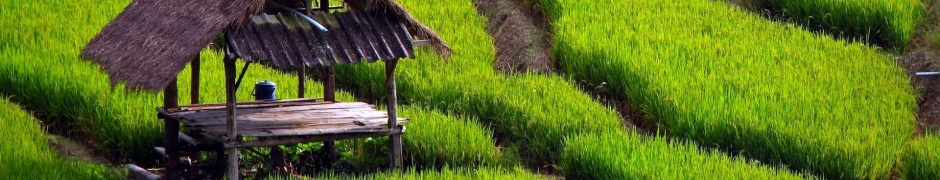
left=902, top=135, right=940, bottom=180
left=563, top=131, right=811, bottom=180
left=535, top=0, right=917, bottom=179
left=0, top=0, right=503, bottom=170
left=334, top=0, right=624, bottom=164
left=276, top=167, right=546, bottom=180
left=0, top=97, right=119, bottom=180
left=332, top=0, right=824, bottom=178
left=341, top=106, right=504, bottom=171
left=399, top=107, right=503, bottom=168
left=752, top=0, right=925, bottom=50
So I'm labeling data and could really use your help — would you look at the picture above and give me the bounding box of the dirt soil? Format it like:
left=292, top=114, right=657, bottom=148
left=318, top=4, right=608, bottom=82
left=476, top=0, right=554, bottom=74
left=47, top=134, right=112, bottom=165
left=899, top=0, right=940, bottom=135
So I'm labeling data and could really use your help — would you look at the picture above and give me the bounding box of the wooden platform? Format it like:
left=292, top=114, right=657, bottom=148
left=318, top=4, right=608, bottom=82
left=158, top=98, right=406, bottom=148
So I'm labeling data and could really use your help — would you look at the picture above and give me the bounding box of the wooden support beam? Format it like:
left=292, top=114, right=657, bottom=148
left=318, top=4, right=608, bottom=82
left=191, top=56, right=201, bottom=104
left=179, top=132, right=199, bottom=146
left=321, top=65, right=338, bottom=164
left=224, top=56, right=240, bottom=180
left=320, top=0, right=330, bottom=12
left=163, top=79, right=181, bottom=180
left=165, top=79, right=179, bottom=108
left=322, top=66, right=336, bottom=102
left=224, top=130, right=400, bottom=148
left=298, top=66, right=306, bottom=98
left=385, top=59, right=402, bottom=169
left=127, top=164, right=160, bottom=180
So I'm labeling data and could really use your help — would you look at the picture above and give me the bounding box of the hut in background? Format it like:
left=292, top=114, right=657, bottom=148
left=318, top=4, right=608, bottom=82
left=81, top=0, right=449, bottom=179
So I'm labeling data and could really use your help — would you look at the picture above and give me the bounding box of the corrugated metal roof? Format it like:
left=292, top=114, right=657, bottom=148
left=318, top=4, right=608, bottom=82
left=224, top=10, right=416, bottom=69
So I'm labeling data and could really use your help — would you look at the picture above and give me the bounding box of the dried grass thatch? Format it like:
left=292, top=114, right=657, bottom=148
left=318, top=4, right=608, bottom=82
left=344, top=0, right=454, bottom=58
left=81, top=0, right=448, bottom=91
left=81, top=0, right=262, bottom=91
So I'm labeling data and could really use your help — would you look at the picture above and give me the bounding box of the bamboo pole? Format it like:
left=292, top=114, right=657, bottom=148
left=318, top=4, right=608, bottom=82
left=224, top=57, right=239, bottom=179
left=385, top=59, right=402, bottom=169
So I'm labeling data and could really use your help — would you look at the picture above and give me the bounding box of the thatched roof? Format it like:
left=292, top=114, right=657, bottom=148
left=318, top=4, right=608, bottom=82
left=81, top=0, right=263, bottom=91
left=81, top=0, right=448, bottom=91
left=344, top=0, right=453, bottom=57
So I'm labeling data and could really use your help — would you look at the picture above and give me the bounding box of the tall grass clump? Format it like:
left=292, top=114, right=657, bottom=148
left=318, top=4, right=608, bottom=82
left=0, top=0, right=505, bottom=168
left=0, top=97, right=118, bottom=180
left=535, top=0, right=917, bottom=179
left=752, top=0, right=925, bottom=50
left=343, top=106, right=504, bottom=171
left=399, top=107, right=502, bottom=168
left=562, top=131, right=811, bottom=180
left=901, top=135, right=940, bottom=179
left=333, top=0, right=623, bottom=164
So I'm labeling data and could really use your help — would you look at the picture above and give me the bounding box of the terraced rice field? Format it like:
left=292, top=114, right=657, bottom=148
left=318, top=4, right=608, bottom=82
left=534, top=0, right=919, bottom=178
left=1, top=0, right=937, bottom=179
left=902, top=135, right=940, bottom=179
left=0, top=97, right=118, bottom=179
left=0, top=0, right=501, bottom=170
left=563, top=131, right=811, bottom=180
left=751, top=0, right=925, bottom=49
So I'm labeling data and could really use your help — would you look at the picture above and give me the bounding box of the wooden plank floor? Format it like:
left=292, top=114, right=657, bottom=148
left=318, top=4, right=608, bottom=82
left=161, top=99, right=407, bottom=140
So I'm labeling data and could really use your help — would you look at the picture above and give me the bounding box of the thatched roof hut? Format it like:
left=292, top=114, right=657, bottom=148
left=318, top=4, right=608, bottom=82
left=81, top=0, right=449, bottom=91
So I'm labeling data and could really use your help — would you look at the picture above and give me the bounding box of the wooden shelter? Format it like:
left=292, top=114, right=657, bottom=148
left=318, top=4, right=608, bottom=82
left=81, top=0, right=449, bottom=179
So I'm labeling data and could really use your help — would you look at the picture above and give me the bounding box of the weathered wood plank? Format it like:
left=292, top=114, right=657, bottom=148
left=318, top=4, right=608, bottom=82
left=184, top=114, right=390, bottom=126
left=168, top=98, right=324, bottom=112
left=170, top=101, right=373, bottom=115
left=225, top=130, right=398, bottom=148
left=179, top=104, right=377, bottom=117
left=199, top=118, right=407, bottom=136
left=177, top=107, right=380, bottom=121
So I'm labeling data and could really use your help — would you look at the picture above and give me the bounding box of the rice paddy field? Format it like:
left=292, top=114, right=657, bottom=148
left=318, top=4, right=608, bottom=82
left=0, top=97, right=118, bottom=180
left=753, top=0, right=924, bottom=49
left=1, top=0, right=938, bottom=179
left=534, top=0, right=927, bottom=179
left=902, top=135, right=940, bottom=180
left=0, top=0, right=503, bottom=171
left=562, top=131, right=812, bottom=180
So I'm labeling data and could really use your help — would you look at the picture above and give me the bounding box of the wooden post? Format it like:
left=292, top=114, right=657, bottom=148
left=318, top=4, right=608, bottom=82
left=224, top=57, right=239, bottom=179
left=191, top=56, right=200, bottom=104
left=320, top=0, right=329, bottom=12
left=321, top=65, right=337, bottom=163
left=299, top=66, right=306, bottom=99
left=322, top=66, right=336, bottom=101
left=385, top=59, right=402, bottom=169
left=164, top=78, right=180, bottom=180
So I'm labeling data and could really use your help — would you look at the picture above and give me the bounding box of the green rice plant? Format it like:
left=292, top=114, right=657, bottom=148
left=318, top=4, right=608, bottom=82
left=563, top=131, right=812, bottom=180
left=398, top=107, right=502, bottom=168
left=0, top=97, right=119, bottom=180
left=901, top=135, right=940, bottom=180
left=340, top=106, right=504, bottom=171
left=534, top=0, right=917, bottom=179
left=334, top=0, right=624, bottom=164
left=274, top=167, right=546, bottom=180
left=752, top=0, right=925, bottom=50
left=0, top=0, right=502, bottom=170
left=324, top=1, right=805, bottom=176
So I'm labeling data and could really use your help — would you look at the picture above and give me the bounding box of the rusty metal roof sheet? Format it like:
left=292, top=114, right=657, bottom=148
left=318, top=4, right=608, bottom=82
left=224, top=10, right=415, bottom=69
